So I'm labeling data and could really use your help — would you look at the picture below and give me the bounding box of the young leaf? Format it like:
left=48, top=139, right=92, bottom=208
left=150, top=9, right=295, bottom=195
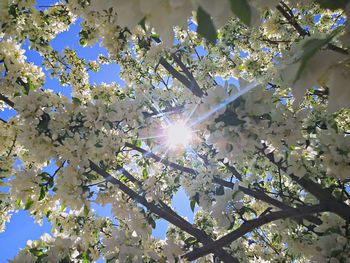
left=84, top=204, right=89, bottom=216
left=142, top=168, right=148, bottom=179
left=190, top=199, right=196, bottom=212
left=184, top=236, right=198, bottom=246
left=194, top=192, right=200, bottom=204
left=15, top=199, right=21, bottom=210
left=38, top=186, right=46, bottom=201
left=24, top=199, right=34, bottom=210
left=38, top=172, right=51, bottom=182
left=197, top=6, right=217, bottom=44
left=72, top=97, right=82, bottom=106
left=228, top=0, right=252, bottom=26
left=147, top=216, right=156, bottom=229
left=81, top=251, right=89, bottom=263
left=29, top=79, right=35, bottom=90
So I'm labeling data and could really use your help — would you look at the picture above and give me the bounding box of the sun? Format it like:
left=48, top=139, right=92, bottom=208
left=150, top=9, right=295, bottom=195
left=164, top=121, right=193, bottom=149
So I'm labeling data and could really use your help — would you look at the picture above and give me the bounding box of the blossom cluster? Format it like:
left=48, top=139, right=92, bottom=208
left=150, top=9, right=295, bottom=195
left=0, top=0, right=349, bottom=262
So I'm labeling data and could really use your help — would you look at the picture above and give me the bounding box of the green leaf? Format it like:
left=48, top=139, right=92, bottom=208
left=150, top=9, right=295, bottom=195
left=190, top=193, right=200, bottom=212
left=28, top=78, right=35, bottom=91
left=196, top=6, right=217, bottom=44
left=29, top=248, right=45, bottom=257
left=15, top=199, right=21, bottom=210
left=45, top=210, right=51, bottom=218
left=84, top=204, right=89, bottom=217
left=94, top=142, right=103, bottom=148
left=193, top=192, right=200, bottom=204
left=48, top=177, right=54, bottom=188
left=184, top=236, right=198, bottom=245
left=147, top=216, right=156, bottom=229
left=315, top=0, right=350, bottom=10
left=294, top=28, right=342, bottom=83
left=131, top=139, right=142, bottom=147
left=190, top=199, right=196, bottom=212
left=81, top=251, right=89, bottom=263
left=79, top=38, right=87, bottom=46
left=79, top=29, right=90, bottom=47
left=72, top=97, right=82, bottom=106
left=24, top=199, right=34, bottom=210
left=151, top=33, right=160, bottom=40
left=142, top=168, right=148, bottom=180
left=8, top=4, right=19, bottom=19
left=37, top=113, right=50, bottom=134
left=39, top=172, right=51, bottom=181
left=215, top=185, right=225, bottom=196
left=138, top=17, right=147, bottom=31
left=228, top=0, right=252, bottom=26
left=38, top=186, right=46, bottom=201
left=119, top=175, right=128, bottom=183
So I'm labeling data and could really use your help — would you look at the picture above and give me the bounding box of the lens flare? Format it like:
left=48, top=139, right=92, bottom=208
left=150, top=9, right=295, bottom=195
left=164, top=121, right=192, bottom=149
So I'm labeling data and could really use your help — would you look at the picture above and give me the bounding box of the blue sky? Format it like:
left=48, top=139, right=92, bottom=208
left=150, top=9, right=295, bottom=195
left=0, top=2, right=195, bottom=260
left=0, top=2, right=244, bottom=261
left=3, top=2, right=348, bottom=262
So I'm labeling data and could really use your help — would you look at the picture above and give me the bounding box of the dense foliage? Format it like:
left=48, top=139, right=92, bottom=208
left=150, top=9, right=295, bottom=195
left=1, top=0, right=350, bottom=262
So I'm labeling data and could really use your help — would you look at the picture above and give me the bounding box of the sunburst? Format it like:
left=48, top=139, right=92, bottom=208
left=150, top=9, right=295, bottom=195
left=163, top=120, right=193, bottom=150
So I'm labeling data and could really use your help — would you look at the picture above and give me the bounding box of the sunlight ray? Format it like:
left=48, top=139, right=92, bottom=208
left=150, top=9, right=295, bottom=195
left=185, top=102, right=199, bottom=124
left=141, top=89, right=173, bottom=125
left=190, top=80, right=259, bottom=127
left=138, top=134, right=167, bottom=140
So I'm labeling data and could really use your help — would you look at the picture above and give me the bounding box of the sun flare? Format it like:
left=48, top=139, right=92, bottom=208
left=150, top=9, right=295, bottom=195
left=164, top=121, right=193, bottom=149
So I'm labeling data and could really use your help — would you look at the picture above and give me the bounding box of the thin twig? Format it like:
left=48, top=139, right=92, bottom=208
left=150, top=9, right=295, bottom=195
left=183, top=203, right=331, bottom=261
left=276, top=2, right=310, bottom=37
left=257, top=144, right=350, bottom=221
left=89, top=160, right=237, bottom=263
left=0, top=93, right=15, bottom=108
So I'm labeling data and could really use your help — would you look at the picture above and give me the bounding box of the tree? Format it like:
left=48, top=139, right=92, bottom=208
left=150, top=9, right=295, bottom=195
left=0, top=0, right=350, bottom=262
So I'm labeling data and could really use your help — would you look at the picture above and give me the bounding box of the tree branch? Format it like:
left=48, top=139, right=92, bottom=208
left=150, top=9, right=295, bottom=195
left=276, top=2, right=349, bottom=54
left=327, top=43, right=349, bottom=55
left=125, top=143, right=322, bottom=224
left=142, top=105, right=184, bottom=118
left=115, top=164, right=199, bottom=227
left=0, top=93, right=15, bottom=108
left=159, top=57, right=204, bottom=97
left=89, top=160, right=238, bottom=263
left=258, top=144, right=350, bottom=221
left=139, top=36, right=204, bottom=97
left=182, top=203, right=331, bottom=261
left=171, top=53, right=204, bottom=97
left=276, top=2, right=310, bottom=37
left=213, top=177, right=322, bottom=225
